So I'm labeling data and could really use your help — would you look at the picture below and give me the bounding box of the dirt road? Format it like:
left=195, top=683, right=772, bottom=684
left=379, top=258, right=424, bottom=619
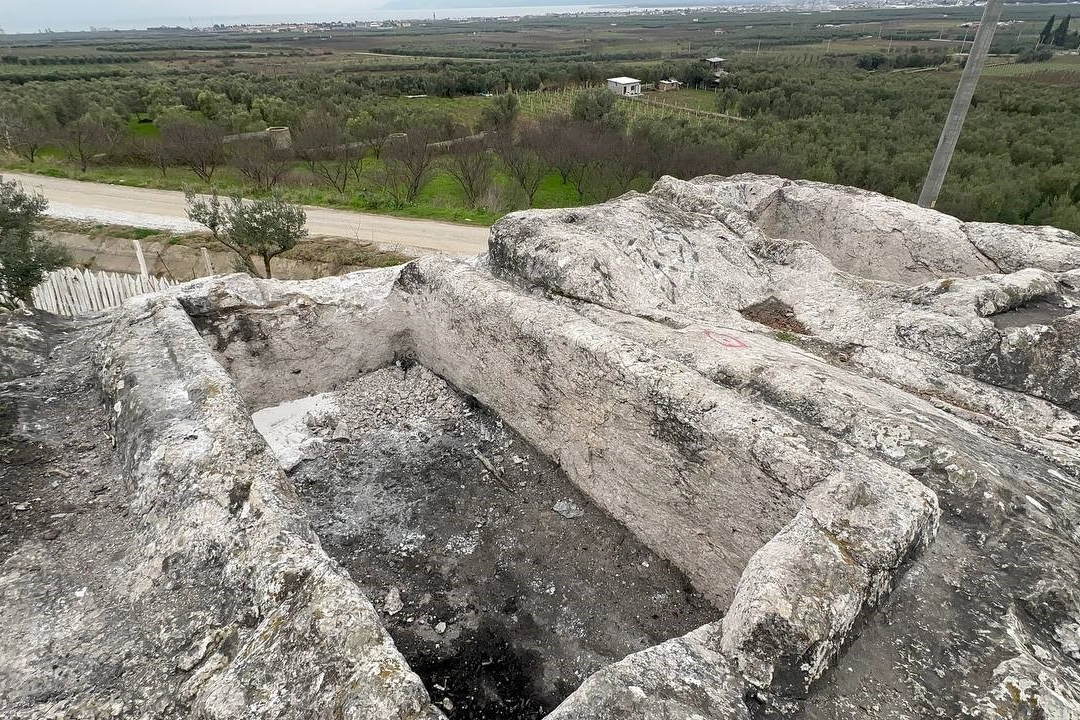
left=5, top=172, right=490, bottom=256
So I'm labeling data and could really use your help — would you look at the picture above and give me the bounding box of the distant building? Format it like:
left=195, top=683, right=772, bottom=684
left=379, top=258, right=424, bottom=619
left=606, top=76, right=642, bottom=96
left=703, top=57, right=729, bottom=85
left=658, top=79, right=683, bottom=92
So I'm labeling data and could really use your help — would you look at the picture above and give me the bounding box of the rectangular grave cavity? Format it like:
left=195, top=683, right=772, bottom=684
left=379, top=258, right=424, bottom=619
left=174, top=266, right=844, bottom=717
left=250, top=364, right=715, bottom=718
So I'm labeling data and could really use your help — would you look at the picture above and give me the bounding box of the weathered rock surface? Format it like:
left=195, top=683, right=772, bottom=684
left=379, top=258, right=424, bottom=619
left=180, top=266, right=408, bottom=409
left=1, top=302, right=443, bottom=719
left=542, top=627, right=750, bottom=720
left=3, top=174, right=1080, bottom=720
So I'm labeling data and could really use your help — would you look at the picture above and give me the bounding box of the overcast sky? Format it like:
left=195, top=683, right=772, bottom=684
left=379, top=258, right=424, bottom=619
left=3, top=0, right=394, bottom=33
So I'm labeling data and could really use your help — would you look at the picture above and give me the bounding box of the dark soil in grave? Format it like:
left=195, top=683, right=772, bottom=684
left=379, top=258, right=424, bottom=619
left=288, top=366, right=718, bottom=720
left=989, top=295, right=1075, bottom=330
left=740, top=297, right=810, bottom=335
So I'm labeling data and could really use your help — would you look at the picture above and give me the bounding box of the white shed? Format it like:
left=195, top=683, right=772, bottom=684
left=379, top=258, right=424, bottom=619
left=606, top=76, right=641, bottom=97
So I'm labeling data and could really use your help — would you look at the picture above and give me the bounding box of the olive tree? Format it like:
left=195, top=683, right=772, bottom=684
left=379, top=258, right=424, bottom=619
left=0, top=177, right=69, bottom=306
left=571, top=88, right=626, bottom=131
left=480, top=93, right=519, bottom=132
left=185, top=190, right=306, bottom=279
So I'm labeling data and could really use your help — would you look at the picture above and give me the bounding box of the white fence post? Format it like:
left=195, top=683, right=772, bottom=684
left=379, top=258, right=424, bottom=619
left=132, top=239, right=149, bottom=280
left=30, top=267, right=177, bottom=317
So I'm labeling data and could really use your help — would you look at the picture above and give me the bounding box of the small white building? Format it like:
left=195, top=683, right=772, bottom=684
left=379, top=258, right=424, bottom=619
left=606, top=76, right=642, bottom=97
left=658, top=79, right=683, bottom=92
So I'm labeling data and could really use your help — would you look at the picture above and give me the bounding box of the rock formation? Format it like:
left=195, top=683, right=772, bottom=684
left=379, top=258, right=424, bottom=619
left=2, top=174, right=1079, bottom=719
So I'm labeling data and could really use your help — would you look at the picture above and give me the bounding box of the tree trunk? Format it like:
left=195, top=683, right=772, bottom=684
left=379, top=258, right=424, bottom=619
left=262, top=254, right=273, bottom=279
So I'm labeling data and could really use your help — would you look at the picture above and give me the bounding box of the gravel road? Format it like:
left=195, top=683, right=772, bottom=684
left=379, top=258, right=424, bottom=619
left=5, top=172, right=490, bottom=256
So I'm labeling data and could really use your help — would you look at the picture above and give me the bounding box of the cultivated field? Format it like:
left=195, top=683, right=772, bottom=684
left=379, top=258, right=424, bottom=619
left=2, top=4, right=1079, bottom=234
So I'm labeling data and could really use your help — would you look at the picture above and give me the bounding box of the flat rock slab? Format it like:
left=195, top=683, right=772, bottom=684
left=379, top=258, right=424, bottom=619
left=0, top=315, right=226, bottom=719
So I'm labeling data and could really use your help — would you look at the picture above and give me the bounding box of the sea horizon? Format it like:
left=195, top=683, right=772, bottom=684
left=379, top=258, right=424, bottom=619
left=1, top=2, right=765, bottom=35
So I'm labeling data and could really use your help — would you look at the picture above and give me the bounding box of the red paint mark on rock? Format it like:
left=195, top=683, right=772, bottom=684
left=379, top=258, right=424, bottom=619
left=704, top=330, right=748, bottom=349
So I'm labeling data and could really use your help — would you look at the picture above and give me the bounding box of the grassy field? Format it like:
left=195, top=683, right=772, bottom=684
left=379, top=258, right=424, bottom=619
left=1, top=145, right=597, bottom=226
left=982, top=53, right=1080, bottom=78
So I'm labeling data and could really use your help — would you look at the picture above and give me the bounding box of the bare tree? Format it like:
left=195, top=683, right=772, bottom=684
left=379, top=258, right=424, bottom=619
left=60, top=109, right=124, bottom=172
left=675, top=145, right=735, bottom=180
left=0, top=103, right=57, bottom=163
left=535, top=117, right=605, bottom=201
left=595, top=132, right=644, bottom=199
left=534, top=116, right=569, bottom=184
left=441, top=136, right=495, bottom=209
left=377, top=126, right=439, bottom=206
left=348, top=109, right=394, bottom=160
left=294, top=112, right=364, bottom=194
left=496, top=123, right=549, bottom=208
left=228, top=138, right=294, bottom=191
left=159, top=118, right=225, bottom=183
left=130, top=136, right=175, bottom=177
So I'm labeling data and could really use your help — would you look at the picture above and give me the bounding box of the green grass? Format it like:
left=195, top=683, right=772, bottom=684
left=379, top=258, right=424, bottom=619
left=643, top=88, right=723, bottom=112
left=387, top=95, right=492, bottom=129
left=982, top=54, right=1080, bottom=78
left=3, top=149, right=589, bottom=227
left=533, top=171, right=585, bottom=209
left=127, top=118, right=160, bottom=137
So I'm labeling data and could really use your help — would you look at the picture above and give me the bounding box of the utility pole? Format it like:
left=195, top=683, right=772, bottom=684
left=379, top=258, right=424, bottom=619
left=918, top=0, right=1004, bottom=209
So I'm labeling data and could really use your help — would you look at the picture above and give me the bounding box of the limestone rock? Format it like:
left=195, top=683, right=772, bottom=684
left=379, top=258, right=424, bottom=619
left=544, top=628, right=750, bottom=720
left=719, top=466, right=939, bottom=696
left=651, top=173, right=1003, bottom=284
left=385, top=587, right=404, bottom=616
left=5, top=173, right=1080, bottom=720
left=91, top=295, right=443, bottom=720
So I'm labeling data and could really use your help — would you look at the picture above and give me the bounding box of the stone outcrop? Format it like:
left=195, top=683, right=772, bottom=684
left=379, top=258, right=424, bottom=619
left=3, top=174, right=1080, bottom=719
left=93, top=295, right=443, bottom=719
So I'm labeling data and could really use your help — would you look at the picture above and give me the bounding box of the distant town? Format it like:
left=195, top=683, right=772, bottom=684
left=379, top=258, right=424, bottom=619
left=85, top=1, right=1001, bottom=36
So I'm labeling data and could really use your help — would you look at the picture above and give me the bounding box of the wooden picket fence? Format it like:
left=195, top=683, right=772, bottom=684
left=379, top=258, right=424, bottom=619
left=31, top=266, right=176, bottom=316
